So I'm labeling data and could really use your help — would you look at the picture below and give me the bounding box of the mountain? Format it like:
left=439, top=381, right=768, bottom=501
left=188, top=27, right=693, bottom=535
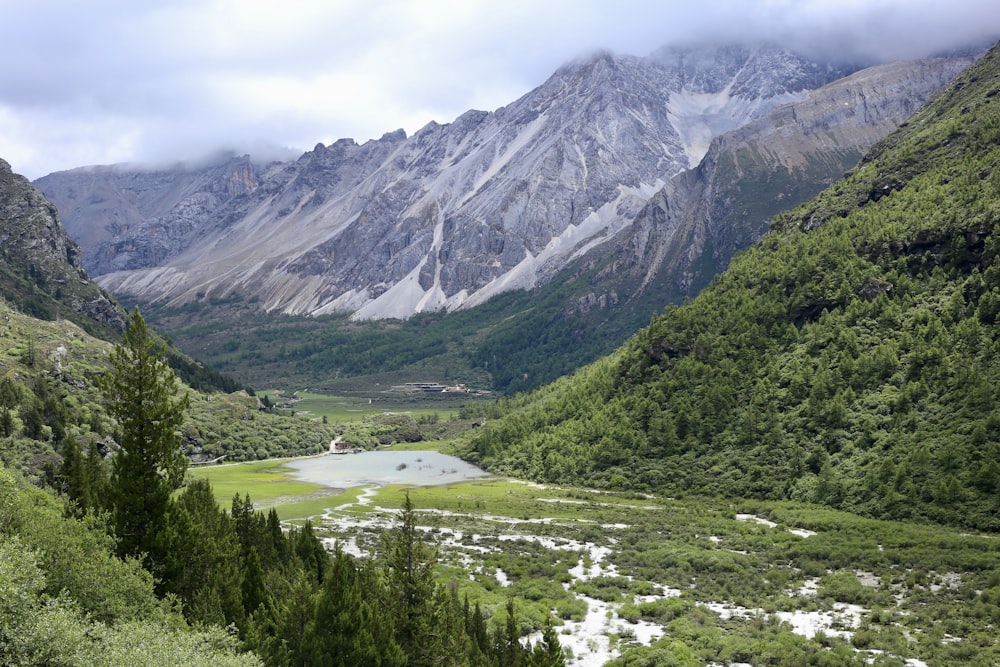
left=33, top=152, right=263, bottom=279
left=0, top=158, right=125, bottom=338
left=463, top=40, right=1000, bottom=531
left=588, top=55, right=973, bottom=300
left=0, top=158, right=247, bottom=394
left=34, top=45, right=975, bottom=394
left=38, top=44, right=859, bottom=319
left=462, top=54, right=972, bottom=392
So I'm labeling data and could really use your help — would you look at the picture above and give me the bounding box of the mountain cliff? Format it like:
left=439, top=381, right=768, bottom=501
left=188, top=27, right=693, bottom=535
left=34, top=153, right=262, bottom=279
left=0, top=159, right=125, bottom=338
left=38, top=44, right=858, bottom=319
left=594, top=55, right=974, bottom=305
left=465, top=40, right=1000, bottom=531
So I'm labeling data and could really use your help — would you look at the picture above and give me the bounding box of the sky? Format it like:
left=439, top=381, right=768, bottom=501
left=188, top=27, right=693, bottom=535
left=2, top=0, right=998, bottom=180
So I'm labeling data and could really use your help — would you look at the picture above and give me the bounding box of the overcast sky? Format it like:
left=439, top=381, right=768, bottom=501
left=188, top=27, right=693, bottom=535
left=2, top=0, right=998, bottom=180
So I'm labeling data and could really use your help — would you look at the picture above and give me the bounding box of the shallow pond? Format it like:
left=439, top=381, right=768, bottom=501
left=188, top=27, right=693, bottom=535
left=284, top=450, right=491, bottom=488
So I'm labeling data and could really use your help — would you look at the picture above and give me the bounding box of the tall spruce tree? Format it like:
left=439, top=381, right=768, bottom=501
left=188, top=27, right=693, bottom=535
left=97, top=307, right=190, bottom=574
left=381, top=492, right=441, bottom=666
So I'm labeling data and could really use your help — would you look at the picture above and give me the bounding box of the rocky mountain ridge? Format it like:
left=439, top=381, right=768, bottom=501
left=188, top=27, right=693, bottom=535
left=595, top=55, right=975, bottom=307
left=38, top=43, right=864, bottom=320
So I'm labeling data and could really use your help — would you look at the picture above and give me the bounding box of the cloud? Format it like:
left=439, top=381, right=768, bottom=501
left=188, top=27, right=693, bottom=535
left=1, top=0, right=997, bottom=180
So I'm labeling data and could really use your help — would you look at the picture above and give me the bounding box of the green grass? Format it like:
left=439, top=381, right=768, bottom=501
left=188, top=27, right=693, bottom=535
left=189, top=454, right=657, bottom=522
left=189, top=458, right=326, bottom=507
left=266, top=488, right=361, bottom=522
left=387, top=440, right=453, bottom=453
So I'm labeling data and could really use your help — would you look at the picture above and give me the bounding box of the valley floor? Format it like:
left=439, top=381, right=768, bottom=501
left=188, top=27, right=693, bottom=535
left=191, top=460, right=1000, bottom=666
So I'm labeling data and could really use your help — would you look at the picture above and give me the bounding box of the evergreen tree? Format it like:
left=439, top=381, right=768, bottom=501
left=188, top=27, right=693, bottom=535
left=58, top=439, right=90, bottom=513
left=301, top=549, right=405, bottom=666
left=465, top=598, right=492, bottom=661
left=97, top=307, right=190, bottom=573
left=246, top=568, right=317, bottom=666
left=381, top=492, right=441, bottom=666
left=497, top=597, right=527, bottom=667
left=20, top=398, right=44, bottom=440
left=0, top=376, right=19, bottom=410
left=242, top=546, right=272, bottom=618
left=294, top=520, right=328, bottom=585
left=0, top=407, right=13, bottom=437
left=266, top=508, right=288, bottom=566
left=232, top=492, right=262, bottom=560
left=530, top=616, right=566, bottom=667
left=161, top=478, right=244, bottom=627
left=84, top=442, right=108, bottom=509
left=0, top=377, right=19, bottom=438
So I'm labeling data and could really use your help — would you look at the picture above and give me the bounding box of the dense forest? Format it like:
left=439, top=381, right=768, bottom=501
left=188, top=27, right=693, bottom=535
left=132, top=279, right=628, bottom=396
left=465, top=41, right=1000, bottom=531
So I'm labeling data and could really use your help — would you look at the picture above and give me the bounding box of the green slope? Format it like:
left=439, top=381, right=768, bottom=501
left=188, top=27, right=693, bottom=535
left=464, top=41, right=1000, bottom=531
left=0, top=464, right=260, bottom=666
left=0, top=299, right=337, bottom=484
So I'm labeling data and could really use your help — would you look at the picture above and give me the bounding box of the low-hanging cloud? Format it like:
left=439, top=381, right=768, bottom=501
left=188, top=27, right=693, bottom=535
left=2, top=0, right=997, bottom=180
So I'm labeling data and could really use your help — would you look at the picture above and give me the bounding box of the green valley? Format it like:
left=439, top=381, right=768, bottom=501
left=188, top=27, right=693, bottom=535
left=4, top=19, right=1000, bottom=667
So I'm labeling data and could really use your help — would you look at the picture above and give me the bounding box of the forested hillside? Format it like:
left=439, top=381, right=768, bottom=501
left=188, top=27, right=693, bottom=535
left=466, top=41, right=1000, bottom=531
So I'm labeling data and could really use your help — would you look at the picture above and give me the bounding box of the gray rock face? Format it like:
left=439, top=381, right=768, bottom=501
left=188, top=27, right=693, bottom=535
left=0, top=159, right=125, bottom=332
left=589, top=56, right=975, bottom=305
left=33, top=44, right=969, bottom=321
left=34, top=154, right=263, bottom=276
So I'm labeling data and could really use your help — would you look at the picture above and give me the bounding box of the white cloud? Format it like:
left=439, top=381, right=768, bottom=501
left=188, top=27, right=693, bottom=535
left=1, top=0, right=997, bottom=179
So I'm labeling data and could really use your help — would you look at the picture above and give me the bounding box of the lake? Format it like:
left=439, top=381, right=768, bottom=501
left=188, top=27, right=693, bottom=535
left=283, top=450, right=491, bottom=488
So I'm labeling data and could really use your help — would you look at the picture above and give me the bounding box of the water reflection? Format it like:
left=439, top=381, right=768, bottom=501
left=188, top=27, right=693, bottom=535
left=283, top=450, right=491, bottom=488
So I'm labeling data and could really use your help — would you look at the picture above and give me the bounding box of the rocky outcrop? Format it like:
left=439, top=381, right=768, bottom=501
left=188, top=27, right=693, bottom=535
left=0, top=159, right=125, bottom=334
left=34, top=153, right=264, bottom=277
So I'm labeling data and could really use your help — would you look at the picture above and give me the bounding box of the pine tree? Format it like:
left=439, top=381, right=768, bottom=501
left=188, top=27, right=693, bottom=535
left=381, top=492, right=440, bottom=666
left=301, top=549, right=405, bottom=666
left=58, top=439, right=90, bottom=513
left=295, top=520, right=328, bottom=585
left=97, top=307, right=190, bottom=573
left=84, top=442, right=107, bottom=509
left=0, top=408, right=13, bottom=437
left=497, top=597, right=526, bottom=667
left=241, top=546, right=271, bottom=618
left=530, top=616, right=566, bottom=667
left=161, top=478, right=244, bottom=627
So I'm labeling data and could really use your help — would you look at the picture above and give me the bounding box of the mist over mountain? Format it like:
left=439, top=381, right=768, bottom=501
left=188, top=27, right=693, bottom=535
left=38, top=43, right=868, bottom=321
